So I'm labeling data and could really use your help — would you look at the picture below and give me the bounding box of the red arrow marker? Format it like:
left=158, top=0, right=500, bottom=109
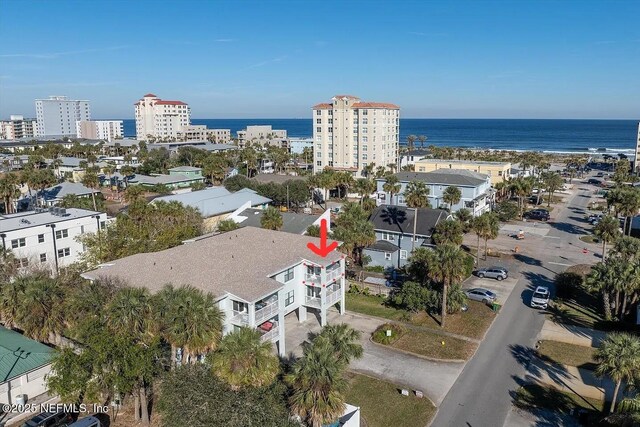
left=307, top=219, right=338, bottom=257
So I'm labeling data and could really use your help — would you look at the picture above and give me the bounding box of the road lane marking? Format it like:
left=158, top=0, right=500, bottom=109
left=547, top=261, right=573, bottom=267
left=543, top=236, right=561, bottom=239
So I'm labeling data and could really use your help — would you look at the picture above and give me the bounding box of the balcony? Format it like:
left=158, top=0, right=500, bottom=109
left=305, top=273, right=322, bottom=286
left=255, top=300, right=279, bottom=324
left=258, top=320, right=279, bottom=343
left=325, top=268, right=342, bottom=283
left=231, top=311, right=248, bottom=325
left=326, top=287, right=342, bottom=306
left=305, top=295, right=322, bottom=308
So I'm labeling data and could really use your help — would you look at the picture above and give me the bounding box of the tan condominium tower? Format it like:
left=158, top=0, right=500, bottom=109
left=312, top=95, right=400, bottom=177
left=134, top=93, right=191, bottom=140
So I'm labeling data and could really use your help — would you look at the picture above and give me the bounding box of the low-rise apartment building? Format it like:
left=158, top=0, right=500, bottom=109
left=0, top=208, right=106, bottom=273
left=414, top=159, right=511, bottom=186
left=237, top=125, right=289, bottom=149
left=376, top=169, right=492, bottom=216
left=0, top=115, right=37, bottom=140
left=76, top=120, right=124, bottom=142
left=178, top=125, right=231, bottom=143
left=82, top=227, right=346, bottom=356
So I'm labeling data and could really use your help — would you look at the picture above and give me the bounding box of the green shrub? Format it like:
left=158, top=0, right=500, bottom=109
left=372, top=323, right=406, bottom=345
left=462, top=253, right=475, bottom=278
left=392, top=281, right=430, bottom=312
left=364, top=265, right=385, bottom=273
left=555, top=272, right=583, bottom=300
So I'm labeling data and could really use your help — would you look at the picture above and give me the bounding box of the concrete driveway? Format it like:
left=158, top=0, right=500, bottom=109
left=284, top=310, right=465, bottom=405
left=463, top=274, right=519, bottom=305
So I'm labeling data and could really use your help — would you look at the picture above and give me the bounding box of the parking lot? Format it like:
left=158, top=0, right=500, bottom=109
left=462, top=270, right=520, bottom=305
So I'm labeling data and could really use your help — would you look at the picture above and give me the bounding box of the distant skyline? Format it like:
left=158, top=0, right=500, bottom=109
left=0, top=0, right=639, bottom=120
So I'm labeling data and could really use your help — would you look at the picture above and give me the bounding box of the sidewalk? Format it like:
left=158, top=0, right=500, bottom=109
left=539, top=319, right=607, bottom=347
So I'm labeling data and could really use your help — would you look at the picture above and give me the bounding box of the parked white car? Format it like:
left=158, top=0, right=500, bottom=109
left=531, top=286, right=550, bottom=309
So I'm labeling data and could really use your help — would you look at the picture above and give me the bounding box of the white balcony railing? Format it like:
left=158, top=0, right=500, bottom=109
left=260, top=322, right=279, bottom=343
left=305, top=296, right=322, bottom=308
left=231, top=311, right=249, bottom=325
left=255, top=301, right=279, bottom=324
left=305, top=273, right=322, bottom=285
left=326, top=288, right=341, bottom=306
left=326, top=268, right=341, bottom=283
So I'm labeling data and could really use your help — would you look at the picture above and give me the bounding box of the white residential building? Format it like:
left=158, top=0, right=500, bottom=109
left=134, top=93, right=191, bottom=140
left=0, top=208, right=106, bottom=274
left=177, top=125, right=231, bottom=143
left=0, top=115, right=37, bottom=140
left=76, top=120, right=124, bottom=142
left=237, top=125, right=289, bottom=149
left=635, top=121, right=640, bottom=175
left=35, top=96, right=91, bottom=137
left=312, top=95, right=400, bottom=177
left=83, top=227, right=346, bottom=357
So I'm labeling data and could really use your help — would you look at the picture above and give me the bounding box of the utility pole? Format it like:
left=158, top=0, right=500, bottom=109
left=46, top=224, right=59, bottom=275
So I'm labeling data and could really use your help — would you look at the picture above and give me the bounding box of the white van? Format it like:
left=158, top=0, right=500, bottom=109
left=67, top=416, right=102, bottom=427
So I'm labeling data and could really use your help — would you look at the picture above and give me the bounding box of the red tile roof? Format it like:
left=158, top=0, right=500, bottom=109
left=155, top=100, right=188, bottom=106
left=143, top=93, right=158, bottom=98
left=312, top=103, right=333, bottom=110
left=352, top=102, right=400, bottom=109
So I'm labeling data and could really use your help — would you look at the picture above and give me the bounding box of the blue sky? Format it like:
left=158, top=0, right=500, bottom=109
left=0, top=0, right=638, bottom=119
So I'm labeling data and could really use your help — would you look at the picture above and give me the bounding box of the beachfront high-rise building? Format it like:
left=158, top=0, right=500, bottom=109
left=237, top=125, right=289, bottom=149
left=312, top=95, right=400, bottom=176
left=0, top=115, right=37, bottom=140
left=76, top=120, right=124, bottom=142
left=35, top=96, right=91, bottom=137
left=635, top=122, right=640, bottom=175
left=134, top=93, right=191, bottom=140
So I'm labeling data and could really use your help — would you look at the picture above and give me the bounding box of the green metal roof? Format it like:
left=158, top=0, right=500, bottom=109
left=0, top=327, right=55, bottom=382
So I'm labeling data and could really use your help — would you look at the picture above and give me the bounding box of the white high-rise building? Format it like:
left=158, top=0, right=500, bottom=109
left=0, top=115, right=37, bottom=140
left=35, top=96, right=91, bottom=137
left=312, top=95, right=400, bottom=176
left=635, top=121, right=640, bottom=175
left=134, top=93, right=191, bottom=140
left=76, top=120, right=124, bottom=142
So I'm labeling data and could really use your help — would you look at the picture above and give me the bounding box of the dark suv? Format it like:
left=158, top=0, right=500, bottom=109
left=21, top=411, right=74, bottom=427
left=524, top=209, right=550, bottom=221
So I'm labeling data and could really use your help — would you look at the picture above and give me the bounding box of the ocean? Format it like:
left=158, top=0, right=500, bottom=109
left=119, top=119, right=638, bottom=155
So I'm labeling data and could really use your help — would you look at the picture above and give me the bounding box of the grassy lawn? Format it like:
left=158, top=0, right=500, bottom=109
left=537, top=340, right=597, bottom=370
left=345, top=373, right=436, bottom=427
left=514, top=383, right=606, bottom=418
left=391, top=327, right=477, bottom=360
left=579, top=235, right=599, bottom=244
left=346, top=293, right=495, bottom=340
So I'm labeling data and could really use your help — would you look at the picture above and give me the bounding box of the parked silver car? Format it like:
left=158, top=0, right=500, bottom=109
left=475, top=267, right=508, bottom=281
left=531, top=286, right=550, bottom=309
left=465, top=288, right=497, bottom=304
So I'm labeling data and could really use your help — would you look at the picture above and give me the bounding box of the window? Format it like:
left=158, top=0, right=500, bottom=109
left=384, top=252, right=392, bottom=260
left=55, top=229, right=68, bottom=239
left=316, top=110, right=321, bottom=116
left=233, top=300, right=247, bottom=313
left=381, top=232, right=394, bottom=241
left=316, top=118, right=321, bottom=124
left=11, top=238, right=25, bottom=248
left=316, top=161, right=322, bottom=166
left=316, top=127, right=321, bottom=133
left=38, top=234, right=45, bottom=243
left=362, top=154, right=368, bottom=160
left=14, top=258, right=28, bottom=268
left=57, top=247, right=70, bottom=258
left=400, top=250, right=408, bottom=260
left=284, top=268, right=294, bottom=282
left=316, top=152, right=322, bottom=158
left=498, top=171, right=503, bottom=176
left=40, top=253, right=47, bottom=262
left=285, top=290, right=294, bottom=306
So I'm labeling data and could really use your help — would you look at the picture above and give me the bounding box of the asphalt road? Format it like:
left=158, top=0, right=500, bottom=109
left=431, top=183, right=596, bottom=427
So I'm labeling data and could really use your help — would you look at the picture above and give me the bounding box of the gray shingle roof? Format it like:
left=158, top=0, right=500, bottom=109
left=82, top=227, right=343, bottom=302
left=235, top=208, right=320, bottom=234
left=369, top=205, right=447, bottom=237
left=152, top=187, right=271, bottom=218
left=42, top=182, right=100, bottom=200
left=393, top=169, right=488, bottom=186
left=367, top=240, right=400, bottom=252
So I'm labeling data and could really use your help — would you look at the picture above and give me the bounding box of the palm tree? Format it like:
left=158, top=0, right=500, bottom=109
left=595, top=333, right=640, bottom=413
left=0, top=275, right=27, bottom=329
left=316, top=323, right=363, bottom=365
left=428, top=244, right=469, bottom=328
left=454, top=208, right=473, bottom=231
left=618, top=188, right=640, bottom=236
left=354, top=178, right=375, bottom=205
left=0, top=173, right=20, bottom=214
left=316, top=169, right=336, bottom=208
left=382, top=174, right=401, bottom=205
left=15, top=275, right=66, bottom=344
left=594, top=215, right=622, bottom=260
left=82, top=168, right=101, bottom=211
left=471, top=214, right=488, bottom=264
left=406, top=135, right=417, bottom=153
left=217, top=219, right=240, bottom=232
left=403, top=180, right=431, bottom=208
left=433, top=219, right=463, bottom=246
left=541, top=171, right=564, bottom=207
left=417, top=135, right=427, bottom=149
left=442, top=186, right=462, bottom=211
left=106, top=287, right=153, bottom=338
left=261, top=206, right=283, bottom=230
left=480, top=212, right=500, bottom=260
left=586, top=262, right=615, bottom=321
left=209, top=327, right=280, bottom=390
left=286, top=336, right=348, bottom=427
left=154, top=285, right=223, bottom=365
